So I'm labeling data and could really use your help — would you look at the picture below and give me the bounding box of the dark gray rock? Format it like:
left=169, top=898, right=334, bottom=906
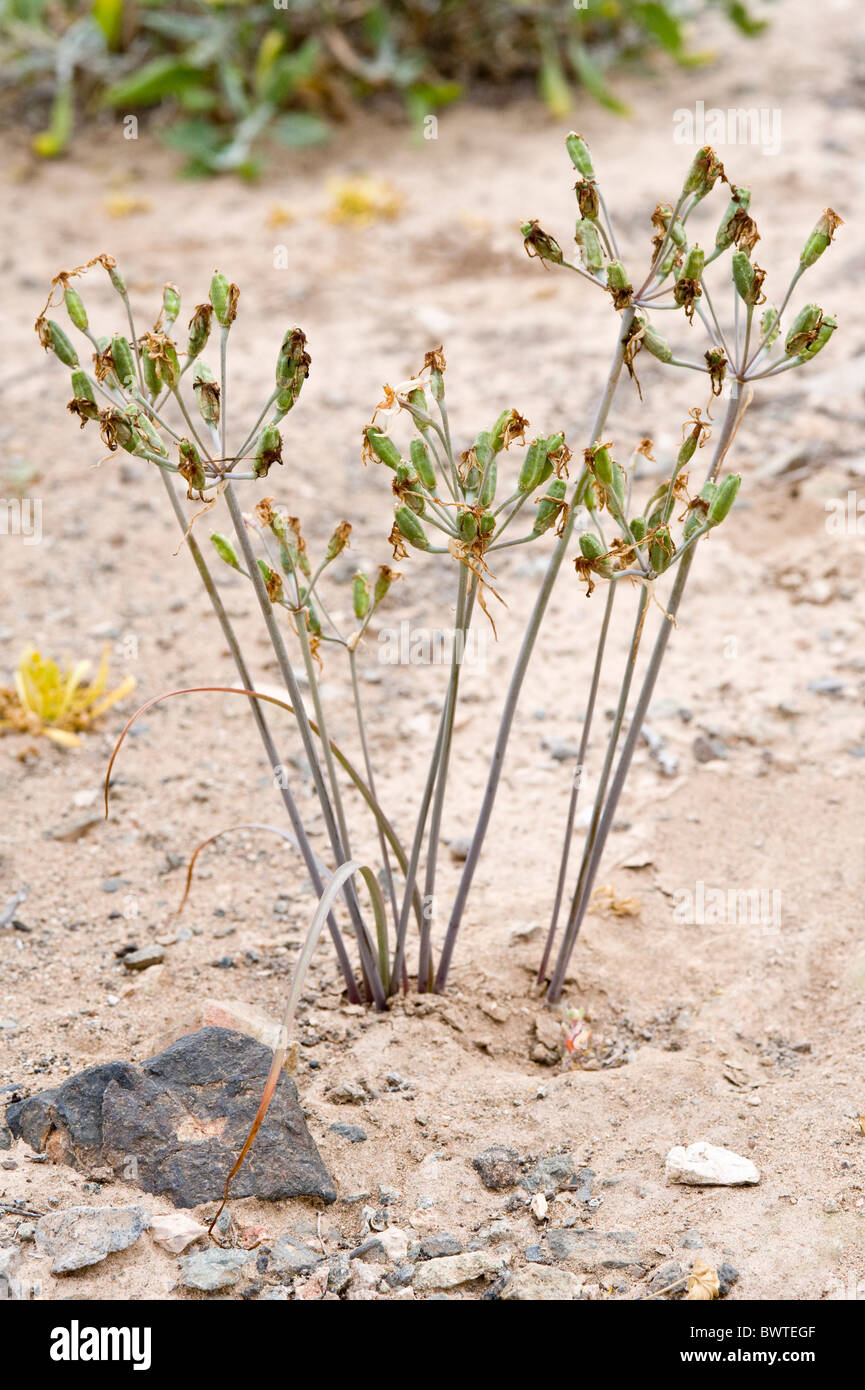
left=418, top=1234, right=462, bottom=1259
left=6, top=1028, right=336, bottom=1208
left=521, top=1153, right=576, bottom=1195
left=680, top=1229, right=704, bottom=1249
left=328, top=1252, right=352, bottom=1294
left=718, top=1261, right=740, bottom=1296
left=545, top=1227, right=645, bottom=1272
left=472, top=1145, right=522, bottom=1191
left=329, top=1123, right=367, bottom=1143
left=648, top=1260, right=684, bottom=1297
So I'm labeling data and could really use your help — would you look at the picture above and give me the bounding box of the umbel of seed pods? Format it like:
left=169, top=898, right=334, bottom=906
left=36, top=259, right=311, bottom=500
left=358, top=350, right=571, bottom=584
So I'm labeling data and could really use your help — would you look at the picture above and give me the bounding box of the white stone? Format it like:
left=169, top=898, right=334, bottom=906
left=665, top=1141, right=760, bottom=1186
left=150, top=1212, right=209, bottom=1254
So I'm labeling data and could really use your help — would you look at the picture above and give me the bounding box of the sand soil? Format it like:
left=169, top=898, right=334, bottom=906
left=1, top=0, right=863, bottom=1301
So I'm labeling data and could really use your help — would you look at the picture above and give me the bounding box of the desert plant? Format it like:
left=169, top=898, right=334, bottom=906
left=35, top=135, right=840, bottom=1013
left=3, top=0, right=768, bottom=172
left=34, top=250, right=573, bottom=1006
left=433, top=139, right=841, bottom=1001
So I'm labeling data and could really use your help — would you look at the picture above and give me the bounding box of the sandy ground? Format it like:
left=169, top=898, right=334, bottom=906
left=1, top=0, right=864, bottom=1301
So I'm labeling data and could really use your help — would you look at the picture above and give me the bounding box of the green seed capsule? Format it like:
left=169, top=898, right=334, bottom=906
left=353, top=572, right=370, bottom=620
left=532, top=478, right=567, bottom=535
left=162, top=283, right=181, bottom=332
left=275, top=326, right=310, bottom=399
left=655, top=203, right=686, bottom=249
left=155, top=339, right=181, bottom=391
left=374, top=565, right=397, bottom=605
left=193, top=362, right=220, bottom=427
left=305, top=597, right=322, bottom=638
left=579, top=532, right=604, bottom=561
left=678, top=433, right=698, bottom=467
left=364, top=427, right=402, bottom=470
left=800, top=208, right=842, bottom=269
left=575, top=218, right=603, bottom=274
left=576, top=179, right=600, bottom=221
left=394, top=505, right=430, bottom=551
left=490, top=409, right=513, bottom=453
left=325, top=521, right=352, bottom=561
left=699, top=481, right=719, bottom=508
left=410, top=438, right=436, bottom=491
left=459, top=510, right=478, bottom=543
left=210, top=532, right=239, bottom=569
left=760, top=306, right=780, bottom=346
left=630, top=515, right=647, bottom=543
left=254, top=424, right=282, bottom=478
left=474, top=431, right=493, bottom=474
left=110, top=335, right=137, bottom=391
left=178, top=437, right=207, bottom=493
left=649, top=525, right=674, bottom=573
left=579, top=530, right=613, bottom=576
left=518, top=438, right=550, bottom=493
left=707, top=473, right=741, bottom=526
left=565, top=132, right=594, bottom=180
left=606, top=260, right=629, bottom=291
left=428, top=365, right=445, bottom=403
left=397, top=467, right=426, bottom=515
left=257, top=559, right=282, bottom=599
left=127, top=406, right=167, bottom=458
left=590, top=443, right=613, bottom=486
left=784, top=304, right=822, bottom=356
left=681, top=145, right=723, bottom=200
left=715, top=187, right=751, bottom=251
left=609, top=461, right=626, bottom=509
left=70, top=369, right=96, bottom=404
left=210, top=272, right=231, bottom=326
left=99, top=408, right=141, bottom=455
left=732, top=251, right=755, bottom=303
left=64, top=286, right=88, bottom=332
left=641, top=323, right=673, bottom=364
left=105, top=261, right=126, bottom=296
left=479, top=511, right=496, bottom=537
left=140, top=345, right=161, bottom=397
left=479, top=456, right=498, bottom=508
left=679, top=246, right=705, bottom=283
left=187, top=304, right=213, bottom=361
left=45, top=319, right=78, bottom=367
left=798, top=314, right=837, bottom=361
left=406, top=387, right=430, bottom=423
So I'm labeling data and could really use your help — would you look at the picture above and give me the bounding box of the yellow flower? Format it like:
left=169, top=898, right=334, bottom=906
left=0, top=646, right=136, bottom=747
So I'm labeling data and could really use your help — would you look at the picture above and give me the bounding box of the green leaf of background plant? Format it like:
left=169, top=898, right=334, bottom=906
left=568, top=40, right=630, bottom=115
left=102, top=58, right=208, bottom=107
left=272, top=111, right=331, bottom=148
left=92, top=0, right=123, bottom=51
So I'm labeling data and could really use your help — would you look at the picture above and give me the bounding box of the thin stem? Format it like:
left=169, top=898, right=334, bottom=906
left=417, top=566, right=474, bottom=992
left=536, top=580, right=616, bottom=984
left=545, top=387, right=746, bottom=1001
left=545, top=586, right=649, bottom=997
left=433, top=305, right=636, bottom=994
left=157, top=469, right=359, bottom=1001
left=223, top=482, right=386, bottom=1009
left=349, top=649, right=400, bottom=935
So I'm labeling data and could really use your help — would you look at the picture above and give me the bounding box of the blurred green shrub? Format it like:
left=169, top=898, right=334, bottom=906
left=0, top=0, right=768, bottom=175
